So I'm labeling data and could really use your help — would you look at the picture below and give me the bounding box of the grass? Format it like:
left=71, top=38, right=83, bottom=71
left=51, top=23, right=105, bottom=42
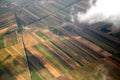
left=63, top=37, right=97, bottom=61
left=5, top=31, right=18, bottom=46
left=33, top=43, right=71, bottom=73
left=79, top=32, right=120, bottom=55
left=10, top=32, right=17, bottom=44
left=40, top=69, right=55, bottom=80
left=50, top=40, right=83, bottom=66
left=0, top=49, right=10, bottom=57
left=35, top=31, right=49, bottom=41
left=0, top=35, right=4, bottom=49
left=29, top=64, right=45, bottom=80
left=29, top=60, right=56, bottom=80
left=25, top=49, right=55, bottom=80
left=70, top=70, right=87, bottom=80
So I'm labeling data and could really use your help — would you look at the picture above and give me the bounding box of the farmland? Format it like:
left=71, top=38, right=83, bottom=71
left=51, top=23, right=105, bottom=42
left=0, top=34, right=4, bottom=49
left=0, top=0, right=120, bottom=80
left=0, top=36, right=30, bottom=80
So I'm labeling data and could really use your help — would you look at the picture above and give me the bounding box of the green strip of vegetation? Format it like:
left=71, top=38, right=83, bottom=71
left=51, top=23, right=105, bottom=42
left=0, top=35, right=4, bottom=49
left=35, top=31, right=49, bottom=41
left=63, top=37, right=97, bottom=61
left=5, top=31, right=18, bottom=46
left=33, top=43, right=71, bottom=73
left=50, top=40, right=83, bottom=66
left=70, top=70, right=87, bottom=80
left=79, top=32, right=120, bottom=54
left=29, top=64, right=45, bottom=80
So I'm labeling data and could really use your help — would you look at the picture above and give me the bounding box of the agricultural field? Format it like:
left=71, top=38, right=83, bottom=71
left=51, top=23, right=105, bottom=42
left=0, top=8, right=17, bottom=29
left=0, top=35, right=30, bottom=80
left=0, top=1, right=30, bottom=80
left=0, top=34, right=4, bottom=49
left=0, top=0, right=120, bottom=80
left=4, top=31, right=18, bottom=47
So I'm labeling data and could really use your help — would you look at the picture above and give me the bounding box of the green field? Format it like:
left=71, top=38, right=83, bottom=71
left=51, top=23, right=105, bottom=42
left=35, top=31, right=49, bottom=41
left=33, top=43, right=71, bottom=73
left=79, top=32, right=120, bottom=54
left=0, top=35, right=4, bottom=49
left=5, top=31, right=18, bottom=46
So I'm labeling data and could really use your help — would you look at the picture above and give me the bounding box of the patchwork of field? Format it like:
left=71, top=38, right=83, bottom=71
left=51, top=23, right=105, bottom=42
left=23, top=27, right=120, bottom=80
left=0, top=2, right=30, bottom=80
left=0, top=5, right=18, bottom=49
left=0, top=35, right=30, bottom=80
left=0, top=8, right=17, bottom=30
left=0, top=0, right=120, bottom=80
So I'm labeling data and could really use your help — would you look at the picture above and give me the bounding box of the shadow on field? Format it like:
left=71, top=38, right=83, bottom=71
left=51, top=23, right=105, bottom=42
left=0, top=55, right=29, bottom=80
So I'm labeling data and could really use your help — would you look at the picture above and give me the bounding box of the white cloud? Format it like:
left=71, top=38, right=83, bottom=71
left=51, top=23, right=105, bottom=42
left=77, top=0, right=120, bottom=27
